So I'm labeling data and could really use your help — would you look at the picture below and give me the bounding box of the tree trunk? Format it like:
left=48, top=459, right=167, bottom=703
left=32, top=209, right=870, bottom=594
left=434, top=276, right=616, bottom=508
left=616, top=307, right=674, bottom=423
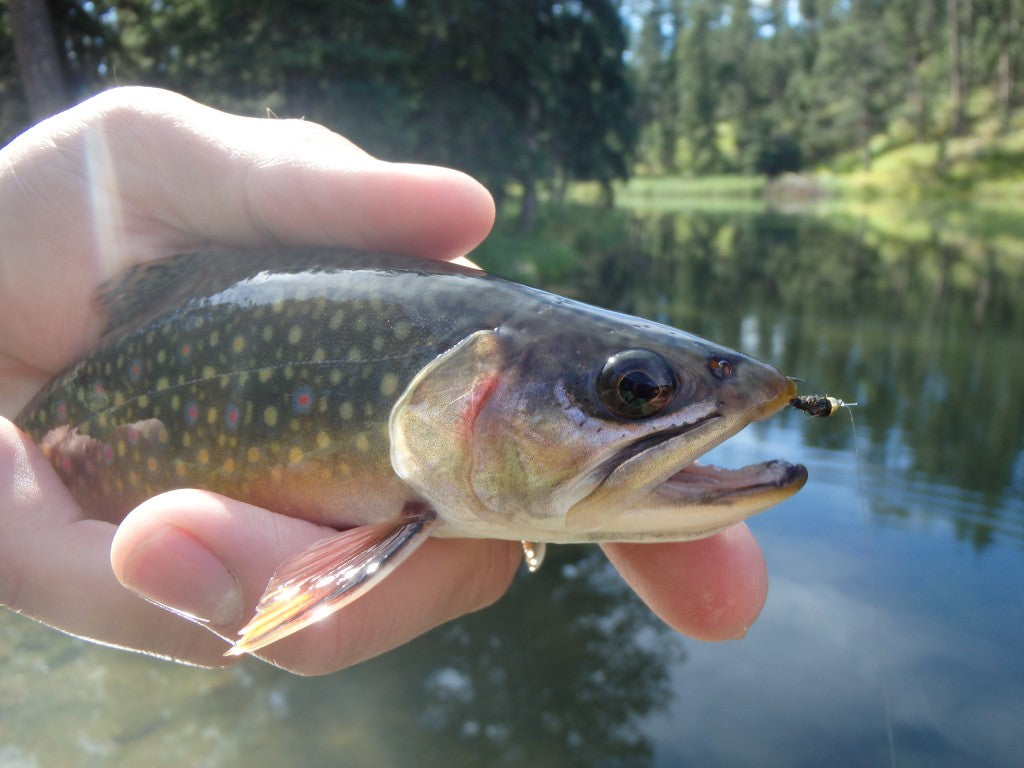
left=942, top=0, right=966, bottom=137
left=7, top=0, right=69, bottom=121
left=997, top=1, right=1019, bottom=132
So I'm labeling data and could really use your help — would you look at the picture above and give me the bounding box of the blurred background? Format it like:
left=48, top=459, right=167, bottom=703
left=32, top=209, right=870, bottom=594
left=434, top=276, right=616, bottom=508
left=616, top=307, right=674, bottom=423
left=2, top=2, right=1023, bottom=766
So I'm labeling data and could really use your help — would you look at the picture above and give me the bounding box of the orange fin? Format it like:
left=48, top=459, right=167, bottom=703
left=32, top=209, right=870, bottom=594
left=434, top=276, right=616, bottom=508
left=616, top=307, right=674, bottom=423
left=226, top=507, right=439, bottom=656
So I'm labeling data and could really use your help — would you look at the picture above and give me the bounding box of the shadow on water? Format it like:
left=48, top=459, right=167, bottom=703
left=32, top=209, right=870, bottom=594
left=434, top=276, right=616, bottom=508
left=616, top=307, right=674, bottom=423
left=477, top=206, right=1024, bottom=552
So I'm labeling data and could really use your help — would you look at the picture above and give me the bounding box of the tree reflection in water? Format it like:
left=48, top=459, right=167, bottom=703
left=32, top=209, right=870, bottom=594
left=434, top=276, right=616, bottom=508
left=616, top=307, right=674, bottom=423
left=404, top=546, right=683, bottom=767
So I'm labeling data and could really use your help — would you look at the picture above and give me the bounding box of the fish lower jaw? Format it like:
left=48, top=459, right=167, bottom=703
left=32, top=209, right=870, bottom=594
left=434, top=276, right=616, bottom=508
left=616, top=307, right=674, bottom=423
left=563, top=458, right=808, bottom=543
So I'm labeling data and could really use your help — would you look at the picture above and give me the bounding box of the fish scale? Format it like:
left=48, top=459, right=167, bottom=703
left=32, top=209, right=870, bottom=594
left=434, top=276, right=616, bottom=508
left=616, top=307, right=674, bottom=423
left=16, top=248, right=806, bottom=654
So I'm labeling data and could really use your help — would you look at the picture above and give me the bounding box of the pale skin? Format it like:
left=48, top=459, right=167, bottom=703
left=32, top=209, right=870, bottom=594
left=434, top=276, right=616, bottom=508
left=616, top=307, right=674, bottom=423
left=0, top=87, right=768, bottom=674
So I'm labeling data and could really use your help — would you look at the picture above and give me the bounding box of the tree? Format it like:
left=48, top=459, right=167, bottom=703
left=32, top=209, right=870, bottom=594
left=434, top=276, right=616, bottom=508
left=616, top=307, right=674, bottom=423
left=676, top=1, right=721, bottom=173
left=6, top=0, right=69, bottom=120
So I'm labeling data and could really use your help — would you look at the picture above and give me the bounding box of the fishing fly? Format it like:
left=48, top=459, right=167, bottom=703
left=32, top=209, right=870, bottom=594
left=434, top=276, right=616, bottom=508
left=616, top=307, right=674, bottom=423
left=789, top=394, right=857, bottom=417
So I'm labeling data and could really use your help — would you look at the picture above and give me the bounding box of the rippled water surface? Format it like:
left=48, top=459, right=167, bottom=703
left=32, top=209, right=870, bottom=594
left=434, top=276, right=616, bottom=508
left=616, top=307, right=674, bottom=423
left=3, top=208, right=1022, bottom=767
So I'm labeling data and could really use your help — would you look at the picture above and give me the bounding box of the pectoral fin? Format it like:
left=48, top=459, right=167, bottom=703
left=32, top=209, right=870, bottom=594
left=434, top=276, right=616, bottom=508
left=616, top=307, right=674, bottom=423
left=227, top=506, right=439, bottom=656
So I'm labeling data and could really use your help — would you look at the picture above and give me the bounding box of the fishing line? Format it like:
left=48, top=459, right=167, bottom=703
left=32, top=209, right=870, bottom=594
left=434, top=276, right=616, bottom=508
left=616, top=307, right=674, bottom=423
left=847, top=405, right=898, bottom=768
left=792, top=395, right=897, bottom=767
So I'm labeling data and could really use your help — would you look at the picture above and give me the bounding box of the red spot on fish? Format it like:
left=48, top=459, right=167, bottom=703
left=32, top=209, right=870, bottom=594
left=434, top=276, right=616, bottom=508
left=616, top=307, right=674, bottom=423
left=102, top=444, right=115, bottom=465
left=128, top=358, right=143, bottom=382
left=292, top=386, right=313, bottom=414
left=225, top=404, right=240, bottom=430
left=179, top=342, right=192, bottom=362
left=126, top=426, right=140, bottom=444
left=184, top=400, right=199, bottom=426
left=55, top=400, right=68, bottom=420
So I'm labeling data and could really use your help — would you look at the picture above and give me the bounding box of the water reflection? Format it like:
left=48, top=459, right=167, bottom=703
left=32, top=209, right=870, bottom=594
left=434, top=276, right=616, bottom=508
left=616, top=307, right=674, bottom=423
left=3, top=206, right=1023, bottom=767
left=0, top=545, right=680, bottom=768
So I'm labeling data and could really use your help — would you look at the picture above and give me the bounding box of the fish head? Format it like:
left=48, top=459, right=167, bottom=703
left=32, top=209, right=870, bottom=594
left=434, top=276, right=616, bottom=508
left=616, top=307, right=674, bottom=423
left=390, top=305, right=806, bottom=543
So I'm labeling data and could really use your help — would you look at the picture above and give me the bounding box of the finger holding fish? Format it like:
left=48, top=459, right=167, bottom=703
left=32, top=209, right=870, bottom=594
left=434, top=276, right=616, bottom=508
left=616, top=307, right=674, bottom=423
left=111, top=490, right=521, bottom=673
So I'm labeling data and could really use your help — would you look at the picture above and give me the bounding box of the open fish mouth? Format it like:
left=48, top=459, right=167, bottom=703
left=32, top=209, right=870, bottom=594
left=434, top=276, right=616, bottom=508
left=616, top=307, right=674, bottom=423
left=655, top=458, right=808, bottom=505
left=610, top=419, right=807, bottom=507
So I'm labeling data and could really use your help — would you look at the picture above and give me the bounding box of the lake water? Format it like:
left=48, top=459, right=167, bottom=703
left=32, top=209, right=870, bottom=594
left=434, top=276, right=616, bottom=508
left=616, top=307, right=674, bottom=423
left=2, top=207, right=1022, bottom=767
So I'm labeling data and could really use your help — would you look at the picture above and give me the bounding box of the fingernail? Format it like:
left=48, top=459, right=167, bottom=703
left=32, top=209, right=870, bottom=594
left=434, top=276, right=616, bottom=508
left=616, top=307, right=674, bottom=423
left=119, top=524, right=243, bottom=627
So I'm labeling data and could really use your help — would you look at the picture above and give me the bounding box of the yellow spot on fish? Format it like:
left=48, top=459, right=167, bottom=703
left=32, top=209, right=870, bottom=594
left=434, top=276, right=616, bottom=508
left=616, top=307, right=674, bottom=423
left=288, top=325, right=303, bottom=345
left=222, top=457, right=235, bottom=474
left=156, top=349, right=166, bottom=364
left=232, top=335, right=246, bottom=353
left=207, top=407, right=217, bottom=425
left=339, top=402, right=353, bottom=420
left=117, top=440, right=126, bottom=458
left=209, top=330, right=220, bottom=347
left=138, top=394, right=149, bottom=408
left=146, top=456, right=158, bottom=472
left=271, top=466, right=283, bottom=482
left=156, top=377, right=170, bottom=391
left=171, top=394, right=181, bottom=410
left=288, top=446, right=304, bottom=464
left=197, top=448, right=210, bottom=466
left=393, top=320, right=411, bottom=340
left=246, top=446, right=261, bottom=463
left=262, top=325, right=274, bottom=342
left=264, top=406, right=278, bottom=428
left=312, top=347, right=326, bottom=363
left=272, top=299, right=285, bottom=315
left=289, top=418, right=300, bottom=432
left=316, top=431, right=330, bottom=449
left=182, top=432, right=192, bottom=448
left=113, top=392, right=125, bottom=407
left=202, top=366, right=216, bottom=380
left=355, top=433, right=369, bottom=452
left=328, top=310, right=345, bottom=330
left=258, top=367, right=273, bottom=383
left=329, top=369, right=343, bottom=385
left=380, top=373, right=399, bottom=398
left=128, top=470, right=140, bottom=487
left=347, top=347, right=363, bottom=362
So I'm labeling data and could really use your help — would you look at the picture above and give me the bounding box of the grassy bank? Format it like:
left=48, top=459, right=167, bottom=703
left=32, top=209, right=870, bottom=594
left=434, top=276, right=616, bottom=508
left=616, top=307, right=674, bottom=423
left=595, top=118, right=1024, bottom=265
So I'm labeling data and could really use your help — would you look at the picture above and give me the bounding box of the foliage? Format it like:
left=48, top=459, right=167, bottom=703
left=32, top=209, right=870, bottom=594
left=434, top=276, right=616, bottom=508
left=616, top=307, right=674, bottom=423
left=0, top=0, right=636, bottom=225
left=629, top=0, right=1024, bottom=175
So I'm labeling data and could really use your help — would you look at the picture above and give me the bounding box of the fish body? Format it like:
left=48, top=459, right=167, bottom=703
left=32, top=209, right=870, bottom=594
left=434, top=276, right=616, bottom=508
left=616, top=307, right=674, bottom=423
left=16, top=250, right=806, bottom=652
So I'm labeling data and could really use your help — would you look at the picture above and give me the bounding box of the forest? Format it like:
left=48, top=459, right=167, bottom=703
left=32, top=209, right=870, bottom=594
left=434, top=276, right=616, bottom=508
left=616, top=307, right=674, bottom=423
left=3, top=0, right=1022, bottom=216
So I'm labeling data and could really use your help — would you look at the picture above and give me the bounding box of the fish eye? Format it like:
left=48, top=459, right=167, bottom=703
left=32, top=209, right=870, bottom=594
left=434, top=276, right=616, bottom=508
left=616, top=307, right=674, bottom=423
left=598, top=349, right=676, bottom=419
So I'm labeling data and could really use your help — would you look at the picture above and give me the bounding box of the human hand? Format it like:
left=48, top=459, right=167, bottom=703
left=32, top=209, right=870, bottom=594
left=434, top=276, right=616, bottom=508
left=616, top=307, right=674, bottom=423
left=0, top=87, right=767, bottom=674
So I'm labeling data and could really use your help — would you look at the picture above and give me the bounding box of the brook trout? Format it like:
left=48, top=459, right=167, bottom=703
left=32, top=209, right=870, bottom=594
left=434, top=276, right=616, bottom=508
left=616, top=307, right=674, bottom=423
left=15, top=250, right=807, bottom=653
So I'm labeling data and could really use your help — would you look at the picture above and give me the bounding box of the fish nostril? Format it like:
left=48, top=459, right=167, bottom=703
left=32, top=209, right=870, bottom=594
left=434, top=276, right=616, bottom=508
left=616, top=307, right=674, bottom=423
left=708, top=357, right=734, bottom=379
